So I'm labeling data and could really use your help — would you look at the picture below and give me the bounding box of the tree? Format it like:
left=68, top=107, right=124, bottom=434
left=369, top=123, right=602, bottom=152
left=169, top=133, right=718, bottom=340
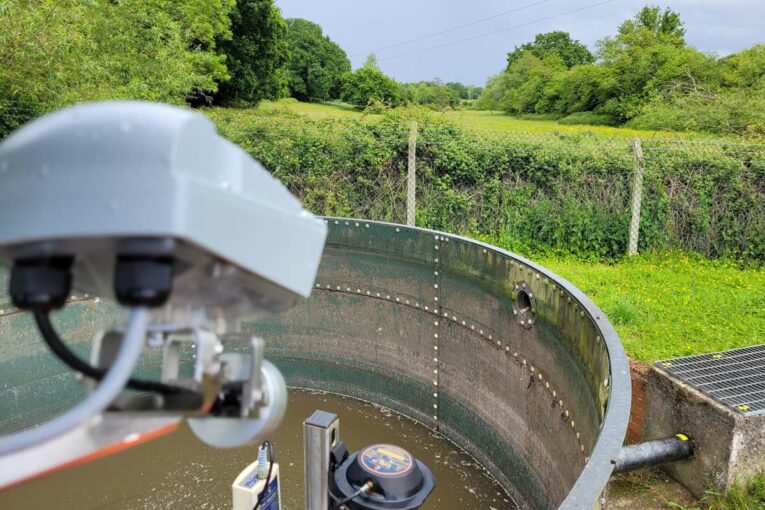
left=341, top=67, right=400, bottom=108
left=214, top=0, right=289, bottom=106
left=596, top=6, right=700, bottom=120
left=400, top=80, right=461, bottom=109
left=480, top=52, right=566, bottom=114
left=284, top=19, right=350, bottom=101
left=619, top=5, right=685, bottom=45
left=506, top=31, right=594, bottom=69
left=362, top=54, right=381, bottom=71
left=718, top=45, right=765, bottom=89
left=0, top=0, right=235, bottom=137
left=445, top=82, right=467, bottom=99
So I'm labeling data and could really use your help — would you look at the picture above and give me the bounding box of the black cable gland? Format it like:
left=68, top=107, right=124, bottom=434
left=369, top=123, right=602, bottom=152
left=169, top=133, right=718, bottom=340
left=10, top=257, right=73, bottom=311
left=114, top=256, right=173, bottom=308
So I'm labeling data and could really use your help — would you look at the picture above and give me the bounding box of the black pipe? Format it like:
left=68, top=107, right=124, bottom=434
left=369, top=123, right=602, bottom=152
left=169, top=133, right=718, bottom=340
left=612, top=434, right=694, bottom=473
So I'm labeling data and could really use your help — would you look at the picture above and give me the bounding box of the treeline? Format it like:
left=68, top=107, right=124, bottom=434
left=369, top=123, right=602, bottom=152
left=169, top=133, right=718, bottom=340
left=477, top=6, right=765, bottom=137
left=0, top=0, right=477, bottom=138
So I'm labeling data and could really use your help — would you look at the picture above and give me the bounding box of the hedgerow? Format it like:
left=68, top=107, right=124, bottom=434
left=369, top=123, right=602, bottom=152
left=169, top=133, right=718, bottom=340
left=207, top=107, right=765, bottom=262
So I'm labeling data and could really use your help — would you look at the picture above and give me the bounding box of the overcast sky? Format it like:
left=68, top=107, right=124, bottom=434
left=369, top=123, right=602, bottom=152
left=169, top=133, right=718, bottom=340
left=274, top=0, right=764, bottom=86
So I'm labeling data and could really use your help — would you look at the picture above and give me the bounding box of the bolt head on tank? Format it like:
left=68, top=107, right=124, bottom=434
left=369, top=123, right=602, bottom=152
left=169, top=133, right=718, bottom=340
left=332, top=444, right=436, bottom=510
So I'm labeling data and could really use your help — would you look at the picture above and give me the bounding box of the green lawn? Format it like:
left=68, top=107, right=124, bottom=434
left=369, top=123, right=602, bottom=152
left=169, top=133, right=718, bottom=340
left=243, top=99, right=724, bottom=140
left=538, top=254, right=765, bottom=362
left=438, top=109, right=713, bottom=139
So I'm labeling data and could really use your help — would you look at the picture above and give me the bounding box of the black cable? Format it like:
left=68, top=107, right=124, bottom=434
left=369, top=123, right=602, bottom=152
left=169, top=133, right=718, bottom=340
left=253, top=441, right=275, bottom=510
left=33, top=310, right=188, bottom=395
left=330, top=481, right=374, bottom=510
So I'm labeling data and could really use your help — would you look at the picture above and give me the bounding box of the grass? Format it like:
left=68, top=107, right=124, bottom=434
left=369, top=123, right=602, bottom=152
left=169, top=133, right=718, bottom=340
left=611, top=470, right=765, bottom=510
left=253, top=98, right=375, bottom=120
left=536, top=253, right=765, bottom=362
left=244, top=99, right=729, bottom=141
left=702, top=475, right=765, bottom=510
left=439, top=109, right=681, bottom=138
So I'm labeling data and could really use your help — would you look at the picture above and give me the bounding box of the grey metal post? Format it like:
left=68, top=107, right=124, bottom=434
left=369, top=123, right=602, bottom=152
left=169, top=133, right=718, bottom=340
left=304, top=410, right=340, bottom=510
left=628, top=138, right=644, bottom=256
left=406, top=121, right=418, bottom=226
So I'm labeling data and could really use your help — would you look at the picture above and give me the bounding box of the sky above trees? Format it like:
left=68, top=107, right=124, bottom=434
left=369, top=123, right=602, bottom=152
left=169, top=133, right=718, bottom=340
left=275, top=0, right=764, bottom=85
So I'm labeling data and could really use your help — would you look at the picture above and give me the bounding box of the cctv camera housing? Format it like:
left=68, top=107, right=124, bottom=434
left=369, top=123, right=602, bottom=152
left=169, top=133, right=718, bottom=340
left=0, top=101, right=327, bottom=321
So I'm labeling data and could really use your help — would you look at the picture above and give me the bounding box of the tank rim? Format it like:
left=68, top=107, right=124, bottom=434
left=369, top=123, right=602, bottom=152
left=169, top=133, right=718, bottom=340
left=322, top=217, right=632, bottom=510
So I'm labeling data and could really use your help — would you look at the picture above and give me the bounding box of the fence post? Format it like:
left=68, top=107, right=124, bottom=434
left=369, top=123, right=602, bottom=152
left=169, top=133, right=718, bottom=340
left=628, top=138, right=644, bottom=256
left=406, top=121, right=418, bottom=226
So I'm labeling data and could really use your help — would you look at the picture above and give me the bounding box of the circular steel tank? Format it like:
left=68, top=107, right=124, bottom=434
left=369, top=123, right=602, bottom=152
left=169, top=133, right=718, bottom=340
left=253, top=219, right=631, bottom=510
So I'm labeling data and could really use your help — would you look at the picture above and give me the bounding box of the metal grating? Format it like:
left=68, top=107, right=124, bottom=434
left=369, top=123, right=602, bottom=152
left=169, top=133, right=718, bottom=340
left=657, top=344, right=765, bottom=417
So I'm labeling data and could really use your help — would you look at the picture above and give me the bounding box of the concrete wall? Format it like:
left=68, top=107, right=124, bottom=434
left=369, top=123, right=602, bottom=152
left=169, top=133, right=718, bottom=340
left=644, top=366, right=765, bottom=498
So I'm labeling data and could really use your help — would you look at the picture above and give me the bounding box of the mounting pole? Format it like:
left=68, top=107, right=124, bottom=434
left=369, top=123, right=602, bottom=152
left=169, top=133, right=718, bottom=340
left=304, top=410, right=340, bottom=510
left=628, top=138, right=644, bottom=256
left=406, top=121, right=418, bottom=227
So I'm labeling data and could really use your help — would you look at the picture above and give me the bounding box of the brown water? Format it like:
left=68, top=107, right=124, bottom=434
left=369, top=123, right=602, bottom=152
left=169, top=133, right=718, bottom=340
left=0, top=389, right=513, bottom=509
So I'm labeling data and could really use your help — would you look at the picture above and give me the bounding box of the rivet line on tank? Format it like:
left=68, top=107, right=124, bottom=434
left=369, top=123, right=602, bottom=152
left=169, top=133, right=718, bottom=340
left=313, top=278, right=585, bottom=452
left=432, top=237, right=443, bottom=429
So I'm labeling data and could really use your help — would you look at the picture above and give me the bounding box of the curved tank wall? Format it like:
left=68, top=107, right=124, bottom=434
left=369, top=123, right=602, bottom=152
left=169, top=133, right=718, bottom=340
left=0, top=218, right=630, bottom=510
left=250, top=219, right=631, bottom=510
